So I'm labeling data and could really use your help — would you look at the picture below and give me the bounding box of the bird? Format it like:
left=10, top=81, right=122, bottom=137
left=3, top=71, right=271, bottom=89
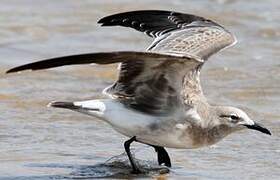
left=6, top=10, right=271, bottom=174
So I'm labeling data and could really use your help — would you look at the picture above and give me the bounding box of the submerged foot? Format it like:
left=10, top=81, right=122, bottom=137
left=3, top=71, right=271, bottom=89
left=131, top=168, right=141, bottom=174
left=152, top=145, right=171, bottom=167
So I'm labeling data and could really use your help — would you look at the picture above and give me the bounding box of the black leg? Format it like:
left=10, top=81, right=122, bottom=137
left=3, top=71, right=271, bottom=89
left=124, top=136, right=141, bottom=174
left=151, top=145, right=171, bottom=167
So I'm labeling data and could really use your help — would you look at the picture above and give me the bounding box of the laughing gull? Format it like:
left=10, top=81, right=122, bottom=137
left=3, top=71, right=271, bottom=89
left=7, top=10, right=271, bottom=173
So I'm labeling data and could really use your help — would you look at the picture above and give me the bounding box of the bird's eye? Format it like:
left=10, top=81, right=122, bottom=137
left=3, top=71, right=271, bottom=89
left=219, top=114, right=240, bottom=122
left=230, top=115, right=239, bottom=120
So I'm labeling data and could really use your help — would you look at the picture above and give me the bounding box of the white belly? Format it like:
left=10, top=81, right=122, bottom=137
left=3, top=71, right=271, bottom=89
left=74, top=99, right=196, bottom=148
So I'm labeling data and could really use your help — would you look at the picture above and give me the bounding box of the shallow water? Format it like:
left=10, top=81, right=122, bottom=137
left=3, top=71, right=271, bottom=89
left=0, top=0, right=279, bottom=179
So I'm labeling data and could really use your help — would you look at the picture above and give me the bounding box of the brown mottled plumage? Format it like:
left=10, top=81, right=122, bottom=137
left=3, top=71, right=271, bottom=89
left=7, top=10, right=271, bottom=173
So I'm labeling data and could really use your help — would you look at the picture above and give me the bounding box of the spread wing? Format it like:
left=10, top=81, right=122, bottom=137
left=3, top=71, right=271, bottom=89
left=149, top=26, right=235, bottom=60
left=98, top=10, right=236, bottom=60
left=98, top=10, right=215, bottom=38
left=6, top=51, right=201, bottom=115
left=7, top=10, right=237, bottom=115
left=98, top=10, right=237, bottom=110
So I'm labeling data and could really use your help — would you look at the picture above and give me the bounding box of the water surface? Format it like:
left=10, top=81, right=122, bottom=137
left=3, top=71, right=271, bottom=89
left=0, top=0, right=279, bottom=179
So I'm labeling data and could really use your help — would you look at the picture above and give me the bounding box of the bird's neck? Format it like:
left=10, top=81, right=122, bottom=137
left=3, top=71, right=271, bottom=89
left=190, top=124, right=233, bottom=147
left=206, top=124, right=233, bottom=145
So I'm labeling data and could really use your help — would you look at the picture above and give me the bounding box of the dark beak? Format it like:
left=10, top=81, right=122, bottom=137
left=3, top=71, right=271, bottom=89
left=244, top=122, right=271, bottom=135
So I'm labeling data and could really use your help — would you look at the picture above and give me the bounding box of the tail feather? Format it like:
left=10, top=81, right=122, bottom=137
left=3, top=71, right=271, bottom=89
left=47, top=100, right=107, bottom=120
left=48, top=101, right=79, bottom=109
left=48, top=100, right=102, bottom=112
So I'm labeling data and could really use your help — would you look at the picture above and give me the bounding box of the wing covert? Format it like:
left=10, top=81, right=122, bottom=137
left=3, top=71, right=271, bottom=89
left=148, top=26, right=236, bottom=60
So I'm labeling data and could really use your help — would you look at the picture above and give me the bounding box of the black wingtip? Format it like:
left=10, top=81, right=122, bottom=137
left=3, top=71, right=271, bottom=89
left=97, top=10, right=166, bottom=26
left=6, top=63, right=39, bottom=74
left=97, top=14, right=114, bottom=25
left=98, top=16, right=120, bottom=26
left=6, top=67, right=23, bottom=74
left=6, top=69, right=14, bottom=74
left=97, top=17, right=105, bottom=24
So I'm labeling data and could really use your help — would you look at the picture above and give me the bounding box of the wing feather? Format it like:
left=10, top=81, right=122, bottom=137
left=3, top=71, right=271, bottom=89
left=149, top=26, right=236, bottom=60
left=7, top=10, right=237, bottom=115
left=98, top=10, right=214, bottom=38
left=6, top=51, right=200, bottom=115
left=99, top=10, right=236, bottom=60
left=6, top=51, right=192, bottom=73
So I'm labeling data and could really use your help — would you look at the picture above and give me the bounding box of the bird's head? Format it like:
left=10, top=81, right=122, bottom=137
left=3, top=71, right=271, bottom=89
left=215, top=106, right=271, bottom=135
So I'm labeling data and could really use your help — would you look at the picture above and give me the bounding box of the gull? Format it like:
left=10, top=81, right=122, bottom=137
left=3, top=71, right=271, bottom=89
left=7, top=10, right=271, bottom=173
